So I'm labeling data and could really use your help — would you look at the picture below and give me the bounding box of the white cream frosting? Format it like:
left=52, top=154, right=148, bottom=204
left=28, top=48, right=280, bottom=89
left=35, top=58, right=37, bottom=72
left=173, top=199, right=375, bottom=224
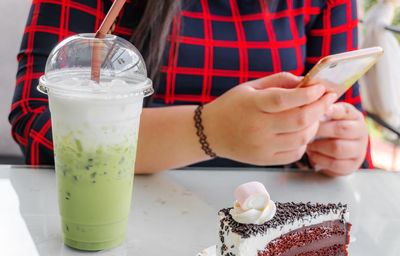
left=217, top=208, right=349, bottom=256
left=230, top=200, right=276, bottom=225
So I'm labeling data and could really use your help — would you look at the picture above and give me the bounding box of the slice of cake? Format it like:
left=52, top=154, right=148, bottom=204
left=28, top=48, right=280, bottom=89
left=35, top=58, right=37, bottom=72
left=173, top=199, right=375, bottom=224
left=217, top=182, right=351, bottom=256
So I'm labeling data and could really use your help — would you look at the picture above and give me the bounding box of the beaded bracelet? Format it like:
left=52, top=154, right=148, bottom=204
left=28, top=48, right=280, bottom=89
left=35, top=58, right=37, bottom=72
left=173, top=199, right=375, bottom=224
left=194, top=105, right=217, bottom=158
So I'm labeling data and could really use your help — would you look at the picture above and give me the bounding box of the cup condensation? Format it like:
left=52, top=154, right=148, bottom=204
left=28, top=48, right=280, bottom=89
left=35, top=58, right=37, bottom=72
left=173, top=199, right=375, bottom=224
left=38, top=34, right=153, bottom=251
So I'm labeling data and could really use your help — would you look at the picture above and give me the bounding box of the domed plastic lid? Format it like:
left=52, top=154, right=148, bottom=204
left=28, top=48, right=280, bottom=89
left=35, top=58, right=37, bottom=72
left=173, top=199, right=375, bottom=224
left=38, top=33, right=153, bottom=98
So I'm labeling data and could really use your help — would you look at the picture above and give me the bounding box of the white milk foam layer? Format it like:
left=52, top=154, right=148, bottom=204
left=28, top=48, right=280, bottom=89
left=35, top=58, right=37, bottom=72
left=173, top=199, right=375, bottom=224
left=48, top=79, right=144, bottom=149
left=42, top=66, right=151, bottom=96
left=57, top=78, right=140, bottom=93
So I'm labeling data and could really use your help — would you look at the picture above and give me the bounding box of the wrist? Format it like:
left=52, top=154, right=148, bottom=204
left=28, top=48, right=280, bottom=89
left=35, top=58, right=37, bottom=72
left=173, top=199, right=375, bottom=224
left=200, top=102, right=228, bottom=159
left=194, top=105, right=217, bottom=158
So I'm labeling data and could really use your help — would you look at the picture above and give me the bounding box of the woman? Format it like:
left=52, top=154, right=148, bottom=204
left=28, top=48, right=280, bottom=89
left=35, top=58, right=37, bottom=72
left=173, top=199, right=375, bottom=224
left=9, top=0, right=372, bottom=175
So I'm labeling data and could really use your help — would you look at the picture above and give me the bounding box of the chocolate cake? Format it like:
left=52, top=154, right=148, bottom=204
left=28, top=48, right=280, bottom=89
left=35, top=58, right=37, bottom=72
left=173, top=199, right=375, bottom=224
left=217, top=202, right=351, bottom=256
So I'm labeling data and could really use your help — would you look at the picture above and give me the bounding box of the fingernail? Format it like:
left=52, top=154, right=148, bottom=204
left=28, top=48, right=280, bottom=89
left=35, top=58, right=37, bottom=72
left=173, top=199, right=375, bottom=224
left=314, top=164, right=324, bottom=172
left=314, top=85, right=325, bottom=95
left=327, top=93, right=337, bottom=104
left=313, top=135, right=322, bottom=140
left=319, top=115, right=331, bottom=122
left=325, top=105, right=335, bottom=116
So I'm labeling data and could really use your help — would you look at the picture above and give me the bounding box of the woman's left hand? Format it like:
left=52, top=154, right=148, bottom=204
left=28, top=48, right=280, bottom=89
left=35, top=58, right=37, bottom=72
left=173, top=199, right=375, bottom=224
left=306, top=102, right=368, bottom=177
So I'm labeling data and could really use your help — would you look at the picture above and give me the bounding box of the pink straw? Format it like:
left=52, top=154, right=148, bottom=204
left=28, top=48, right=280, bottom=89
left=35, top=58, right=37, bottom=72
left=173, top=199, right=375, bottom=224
left=91, top=0, right=126, bottom=83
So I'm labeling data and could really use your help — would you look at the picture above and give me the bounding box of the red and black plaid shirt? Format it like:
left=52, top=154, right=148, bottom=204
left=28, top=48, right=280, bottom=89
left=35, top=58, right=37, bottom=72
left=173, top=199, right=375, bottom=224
left=9, top=0, right=373, bottom=168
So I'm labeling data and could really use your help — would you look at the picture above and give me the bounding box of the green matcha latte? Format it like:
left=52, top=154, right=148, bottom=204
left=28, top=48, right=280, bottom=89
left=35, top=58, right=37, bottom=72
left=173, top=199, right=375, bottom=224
left=49, top=86, right=142, bottom=251
left=37, top=33, right=153, bottom=251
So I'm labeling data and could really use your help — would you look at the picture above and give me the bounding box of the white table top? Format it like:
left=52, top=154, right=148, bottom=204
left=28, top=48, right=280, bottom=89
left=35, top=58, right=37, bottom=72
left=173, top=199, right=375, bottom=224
left=0, top=166, right=399, bottom=256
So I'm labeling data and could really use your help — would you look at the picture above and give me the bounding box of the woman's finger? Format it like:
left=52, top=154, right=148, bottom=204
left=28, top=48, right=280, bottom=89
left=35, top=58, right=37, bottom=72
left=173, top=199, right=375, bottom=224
left=274, top=122, right=319, bottom=151
left=271, top=93, right=337, bottom=133
left=249, top=72, right=302, bottom=90
left=272, top=145, right=307, bottom=165
left=307, top=150, right=359, bottom=176
left=254, top=84, right=327, bottom=113
left=308, top=139, right=362, bottom=159
left=316, top=120, right=364, bottom=139
left=325, top=102, right=363, bottom=120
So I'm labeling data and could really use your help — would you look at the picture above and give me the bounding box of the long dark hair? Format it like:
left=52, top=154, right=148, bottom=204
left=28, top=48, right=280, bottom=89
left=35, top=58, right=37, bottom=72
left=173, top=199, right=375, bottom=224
left=130, top=0, right=184, bottom=106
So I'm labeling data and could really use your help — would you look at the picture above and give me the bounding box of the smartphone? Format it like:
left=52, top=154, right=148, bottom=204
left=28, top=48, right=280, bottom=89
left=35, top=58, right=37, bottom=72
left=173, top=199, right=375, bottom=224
left=297, top=47, right=384, bottom=99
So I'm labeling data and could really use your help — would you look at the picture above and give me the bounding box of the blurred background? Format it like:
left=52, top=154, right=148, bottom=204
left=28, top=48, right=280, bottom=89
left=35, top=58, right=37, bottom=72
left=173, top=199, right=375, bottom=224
left=0, top=0, right=399, bottom=170
left=358, top=0, right=400, bottom=171
left=0, top=0, right=31, bottom=164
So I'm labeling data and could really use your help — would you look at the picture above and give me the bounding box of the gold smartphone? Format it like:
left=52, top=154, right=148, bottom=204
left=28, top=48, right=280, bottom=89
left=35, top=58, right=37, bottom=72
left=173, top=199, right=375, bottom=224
left=298, top=47, right=384, bottom=99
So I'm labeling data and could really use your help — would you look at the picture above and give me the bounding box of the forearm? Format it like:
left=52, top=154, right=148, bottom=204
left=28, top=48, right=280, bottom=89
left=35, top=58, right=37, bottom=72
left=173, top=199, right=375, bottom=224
left=134, top=105, right=211, bottom=174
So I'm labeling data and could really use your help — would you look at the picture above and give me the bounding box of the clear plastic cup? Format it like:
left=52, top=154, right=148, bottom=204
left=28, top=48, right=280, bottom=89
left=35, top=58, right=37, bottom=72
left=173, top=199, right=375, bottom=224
left=38, top=34, right=153, bottom=251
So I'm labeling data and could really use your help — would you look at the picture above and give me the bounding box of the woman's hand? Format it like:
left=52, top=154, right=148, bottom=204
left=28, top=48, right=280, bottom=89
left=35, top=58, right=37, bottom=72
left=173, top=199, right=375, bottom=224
left=202, top=72, right=337, bottom=166
left=306, top=102, right=368, bottom=176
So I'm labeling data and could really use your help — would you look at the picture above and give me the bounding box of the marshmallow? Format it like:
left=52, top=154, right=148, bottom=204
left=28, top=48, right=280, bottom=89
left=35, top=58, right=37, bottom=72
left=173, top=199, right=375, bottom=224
left=234, top=181, right=270, bottom=211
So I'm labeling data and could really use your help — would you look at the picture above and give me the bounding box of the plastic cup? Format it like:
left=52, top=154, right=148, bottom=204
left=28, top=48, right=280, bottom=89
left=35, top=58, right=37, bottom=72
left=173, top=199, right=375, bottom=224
left=38, top=34, right=153, bottom=251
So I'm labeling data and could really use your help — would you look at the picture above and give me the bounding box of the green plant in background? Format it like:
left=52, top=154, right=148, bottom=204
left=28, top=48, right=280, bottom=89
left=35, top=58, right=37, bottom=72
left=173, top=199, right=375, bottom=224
left=362, top=0, right=400, bottom=41
left=394, top=8, right=400, bottom=41
left=363, top=0, right=378, bottom=12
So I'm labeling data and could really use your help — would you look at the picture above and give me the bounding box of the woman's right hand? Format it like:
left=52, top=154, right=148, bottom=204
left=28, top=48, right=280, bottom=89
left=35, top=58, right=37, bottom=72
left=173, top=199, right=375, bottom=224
left=202, top=72, right=337, bottom=166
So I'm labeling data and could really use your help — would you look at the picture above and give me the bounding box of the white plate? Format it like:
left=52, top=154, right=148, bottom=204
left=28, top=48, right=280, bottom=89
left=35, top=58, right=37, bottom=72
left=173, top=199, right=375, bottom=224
left=196, top=238, right=356, bottom=256
left=196, top=245, right=216, bottom=256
